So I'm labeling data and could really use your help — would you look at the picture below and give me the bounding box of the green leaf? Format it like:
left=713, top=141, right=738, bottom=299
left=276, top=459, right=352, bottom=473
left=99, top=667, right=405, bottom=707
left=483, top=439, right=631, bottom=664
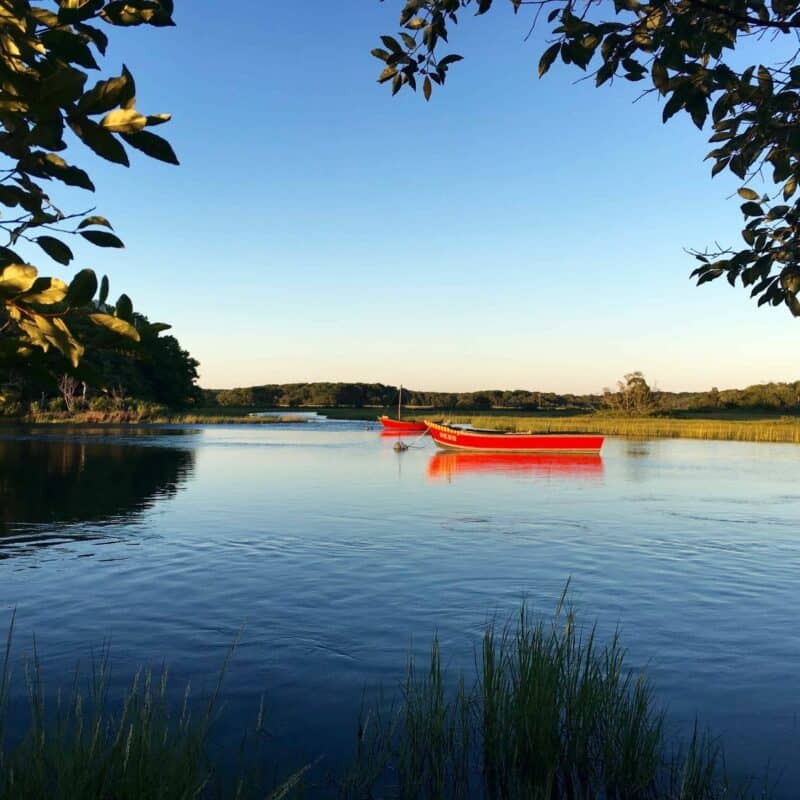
left=22, top=314, right=84, bottom=366
left=58, top=0, right=105, bottom=23
left=100, top=108, right=147, bottom=134
left=784, top=175, right=797, bottom=201
left=80, top=230, right=125, bottom=248
left=662, top=91, right=684, bottom=123
left=380, top=36, right=402, bottom=53
left=538, top=43, right=560, bottom=78
left=423, top=76, right=432, bottom=101
left=651, top=59, right=668, bottom=94
left=115, top=293, right=133, bottom=321
left=757, top=65, right=773, bottom=96
left=41, top=66, right=87, bottom=106
left=36, top=236, right=74, bottom=265
left=77, top=73, right=132, bottom=115
left=740, top=201, right=763, bottom=217
left=40, top=29, right=99, bottom=69
left=98, top=274, right=109, bottom=305
left=77, top=215, right=113, bottom=230
left=737, top=187, right=759, bottom=201
left=120, top=130, right=179, bottom=165
left=378, top=66, right=397, bottom=84
left=0, top=186, right=28, bottom=208
left=75, top=21, right=108, bottom=54
left=68, top=117, right=130, bottom=166
left=66, top=268, right=98, bottom=306
left=0, top=264, right=38, bottom=296
left=89, top=312, right=140, bottom=341
left=41, top=154, right=95, bottom=191
left=145, top=113, right=171, bottom=127
left=23, top=277, right=69, bottom=305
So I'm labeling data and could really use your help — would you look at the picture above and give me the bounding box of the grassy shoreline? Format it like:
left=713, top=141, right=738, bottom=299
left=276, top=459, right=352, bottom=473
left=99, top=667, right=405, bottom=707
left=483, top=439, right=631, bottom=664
left=0, top=410, right=310, bottom=426
left=4, top=405, right=800, bottom=443
left=0, top=599, right=769, bottom=799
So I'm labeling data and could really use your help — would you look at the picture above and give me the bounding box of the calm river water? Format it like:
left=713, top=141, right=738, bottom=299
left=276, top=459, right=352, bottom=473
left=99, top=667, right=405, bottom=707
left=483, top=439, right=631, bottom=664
left=1, top=422, right=799, bottom=792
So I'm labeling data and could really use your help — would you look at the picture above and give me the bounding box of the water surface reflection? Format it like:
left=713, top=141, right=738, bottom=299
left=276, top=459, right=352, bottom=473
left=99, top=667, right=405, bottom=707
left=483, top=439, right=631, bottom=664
left=427, top=451, right=604, bottom=481
left=0, top=436, right=194, bottom=555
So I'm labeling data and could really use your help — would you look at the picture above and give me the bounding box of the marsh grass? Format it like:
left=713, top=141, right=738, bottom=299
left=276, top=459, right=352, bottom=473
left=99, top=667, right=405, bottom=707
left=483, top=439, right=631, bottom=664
left=1, top=600, right=771, bottom=800
left=443, top=414, right=800, bottom=444
left=342, top=595, right=766, bottom=800
left=0, top=613, right=307, bottom=800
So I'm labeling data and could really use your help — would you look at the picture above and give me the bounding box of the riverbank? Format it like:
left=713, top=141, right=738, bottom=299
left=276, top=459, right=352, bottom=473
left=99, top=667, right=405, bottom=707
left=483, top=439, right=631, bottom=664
left=6, top=404, right=800, bottom=443
left=0, top=408, right=309, bottom=426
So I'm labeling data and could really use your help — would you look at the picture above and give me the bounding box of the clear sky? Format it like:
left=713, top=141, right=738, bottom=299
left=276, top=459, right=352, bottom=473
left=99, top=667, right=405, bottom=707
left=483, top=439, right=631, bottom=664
left=57, top=1, right=800, bottom=393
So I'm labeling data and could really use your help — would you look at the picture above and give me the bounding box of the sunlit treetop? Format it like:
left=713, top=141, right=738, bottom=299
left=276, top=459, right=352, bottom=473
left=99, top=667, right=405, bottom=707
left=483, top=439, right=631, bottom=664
left=375, top=0, right=800, bottom=316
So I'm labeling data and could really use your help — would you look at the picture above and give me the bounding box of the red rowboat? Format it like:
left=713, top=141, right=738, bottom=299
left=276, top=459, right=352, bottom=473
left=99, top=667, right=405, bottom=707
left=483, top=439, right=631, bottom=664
left=378, top=415, right=429, bottom=433
left=426, top=421, right=603, bottom=454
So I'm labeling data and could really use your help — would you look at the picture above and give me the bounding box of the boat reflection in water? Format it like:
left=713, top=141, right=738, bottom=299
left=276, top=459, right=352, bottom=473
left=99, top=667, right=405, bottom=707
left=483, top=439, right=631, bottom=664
left=427, top=451, right=604, bottom=482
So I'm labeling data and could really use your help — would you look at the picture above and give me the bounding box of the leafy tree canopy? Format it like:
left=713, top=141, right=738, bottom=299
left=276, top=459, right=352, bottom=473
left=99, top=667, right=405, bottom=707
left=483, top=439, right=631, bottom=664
left=375, top=0, right=800, bottom=316
left=0, top=0, right=176, bottom=377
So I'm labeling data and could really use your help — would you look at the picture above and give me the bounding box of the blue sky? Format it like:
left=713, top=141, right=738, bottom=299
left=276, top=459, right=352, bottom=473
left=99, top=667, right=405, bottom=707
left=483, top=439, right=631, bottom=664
left=49, top=1, right=799, bottom=393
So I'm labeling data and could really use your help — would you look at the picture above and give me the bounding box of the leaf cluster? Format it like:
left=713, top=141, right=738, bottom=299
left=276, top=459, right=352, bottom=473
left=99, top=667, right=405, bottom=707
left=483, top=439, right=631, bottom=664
left=0, top=0, right=177, bottom=368
left=376, top=0, right=800, bottom=316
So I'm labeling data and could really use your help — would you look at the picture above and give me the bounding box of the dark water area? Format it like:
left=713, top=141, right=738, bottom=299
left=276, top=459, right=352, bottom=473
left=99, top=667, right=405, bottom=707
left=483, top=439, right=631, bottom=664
left=1, top=422, right=799, bottom=793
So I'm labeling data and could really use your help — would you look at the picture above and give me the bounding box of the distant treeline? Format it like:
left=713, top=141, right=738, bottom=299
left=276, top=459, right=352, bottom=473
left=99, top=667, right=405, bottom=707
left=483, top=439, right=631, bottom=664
left=203, top=380, right=800, bottom=413
left=205, top=383, right=597, bottom=411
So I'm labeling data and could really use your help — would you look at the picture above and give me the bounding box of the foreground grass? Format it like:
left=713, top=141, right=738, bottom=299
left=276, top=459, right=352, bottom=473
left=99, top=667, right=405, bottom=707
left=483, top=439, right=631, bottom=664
left=437, top=413, right=800, bottom=444
left=0, top=598, right=770, bottom=800
left=342, top=596, right=765, bottom=800
left=0, top=619, right=307, bottom=800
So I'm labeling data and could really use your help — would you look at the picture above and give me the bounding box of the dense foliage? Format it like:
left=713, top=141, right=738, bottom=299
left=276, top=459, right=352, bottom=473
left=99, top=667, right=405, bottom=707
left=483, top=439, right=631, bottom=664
left=0, top=313, right=200, bottom=414
left=375, top=0, right=800, bottom=316
left=204, top=378, right=800, bottom=413
left=0, top=0, right=177, bottom=382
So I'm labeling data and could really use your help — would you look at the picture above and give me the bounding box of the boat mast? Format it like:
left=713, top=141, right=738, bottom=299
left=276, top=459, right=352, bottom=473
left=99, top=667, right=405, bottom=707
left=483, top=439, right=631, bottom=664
left=398, top=384, right=402, bottom=420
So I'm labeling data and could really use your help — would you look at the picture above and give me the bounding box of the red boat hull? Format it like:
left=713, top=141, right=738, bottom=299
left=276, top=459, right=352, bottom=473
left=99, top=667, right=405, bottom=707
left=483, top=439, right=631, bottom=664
left=378, top=415, right=429, bottom=433
left=426, top=421, right=603, bottom=454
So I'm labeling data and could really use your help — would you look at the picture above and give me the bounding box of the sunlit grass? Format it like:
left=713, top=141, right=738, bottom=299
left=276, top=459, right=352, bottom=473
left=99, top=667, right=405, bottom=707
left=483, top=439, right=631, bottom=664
left=440, top=414, right=800, bottom=443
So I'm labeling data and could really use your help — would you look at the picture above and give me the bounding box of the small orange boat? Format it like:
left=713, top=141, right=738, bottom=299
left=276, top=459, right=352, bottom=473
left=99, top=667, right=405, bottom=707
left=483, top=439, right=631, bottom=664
left=426, top=421, right=603, bottom=454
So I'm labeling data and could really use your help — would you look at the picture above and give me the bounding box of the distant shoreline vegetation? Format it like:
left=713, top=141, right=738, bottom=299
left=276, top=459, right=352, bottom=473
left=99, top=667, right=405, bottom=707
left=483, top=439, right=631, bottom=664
left=4, top=377, right=800, bottom=441
left=205, top=378, right=800, bottom=417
